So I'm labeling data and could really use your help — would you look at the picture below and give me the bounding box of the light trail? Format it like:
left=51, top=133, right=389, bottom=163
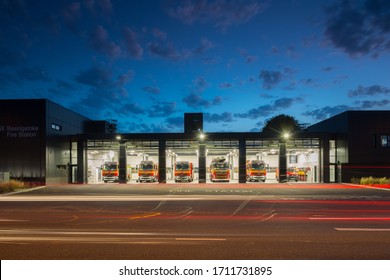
left=335, top=228, right=390, bottom=232
left=310, top=217, right=390, bottom=221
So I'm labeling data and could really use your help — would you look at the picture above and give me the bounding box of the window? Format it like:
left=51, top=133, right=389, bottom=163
left=51, top=123, right=62, bottom=131
left=289, top=155, right=297, bottom=164
left=381, top=135, right=390, bottom=147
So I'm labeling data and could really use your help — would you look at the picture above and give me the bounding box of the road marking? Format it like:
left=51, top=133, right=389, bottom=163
left=175, top=238, right=226, bottom=241
left=0, top=219, right=29, bottom=222
left=310, top=217, right=390, bottom=221
left=335, top=228, right=390, bottom=232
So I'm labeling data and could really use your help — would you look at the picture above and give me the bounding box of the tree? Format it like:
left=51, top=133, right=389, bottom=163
left=262, top=114, right=301, bottom=134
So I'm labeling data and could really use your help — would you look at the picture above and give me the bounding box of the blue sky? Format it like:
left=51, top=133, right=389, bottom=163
left=1, top=0, right=389, bottom=132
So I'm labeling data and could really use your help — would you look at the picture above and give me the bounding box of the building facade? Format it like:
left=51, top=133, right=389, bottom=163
left=1, top=99, right=389, bottom=185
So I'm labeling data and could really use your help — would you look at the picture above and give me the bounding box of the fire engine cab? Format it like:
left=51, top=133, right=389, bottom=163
left=210, top=157, right=230, bottom=182
left=102, top=162, right=119, bottom=183
left=174, top=161, right=194, bottom=182
left=246, top=160, right=267, bottom=182
left=138, top=161, right=159, bottom=183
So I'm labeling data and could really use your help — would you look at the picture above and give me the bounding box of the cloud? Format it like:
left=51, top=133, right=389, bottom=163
left=354, top=99, right=390, bottom=108
left=122, top=115, right=185, bottom=133
left=321, top=66, right=334, bottom=72
left=90, top=25, right=121, bottom=58
left=259, top=70, right=283, bottom=90
left=238, top=48, right=257, bottom=63
left=236, top=97, right=300, bottom=119
left=304, top=97, right=390, bottom=122
left=96, top=0, right=113, bottom=15
left=148, top=101, right=177, bottom=117
left=151, top=28, right=167, bottom=40
left=142, top=86, right=160, bottom=94
left=219, top=82, right=233, bottom=89
left=75, top=65, right=113, bottom=88
left=147, top=38, right=214, bottom=61
left=324, top=0, right=390, bottom=57
left=192, top=38, right=216, bottom=55
left=123, top=27, right=144, bottom=59
left=182, top=76, right=222, bottom=108
left=116, top=70, right=134, bottom=87
left=119, top=102, right=145, bottom=115
left=166, top=116, right=184, bottom=130
left=48, top=80, right=80, bottom=98
left=148, top=41, right=190, bottom=61
left=73, top=64, right=134, bottom=113
left=193, top=76, right=209, bottom=91
left=303, top=105, right=352, bottom=121
left=62, top=2, right=82, bottom=33
left=183, top=93, right=211, bottom=108
left=348, top=85, right=390, bottom=97
left=168, top=0, right=267, bottom=31
left=84, top=0, right=113, bottom=17
left=204, top=112, right=234, bottom=123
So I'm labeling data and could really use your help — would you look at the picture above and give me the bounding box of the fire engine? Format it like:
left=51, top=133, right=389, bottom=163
left=246, top=160, right=267, bottom=182
left=276, top=167, right=299, bottom=182
left=138, top=161, right=159, bottom=182
left=210, top=157, right=230, bottom=182
left=102, top=162, right=119, bottom=183
left=174, top=161, right=194, bottom=182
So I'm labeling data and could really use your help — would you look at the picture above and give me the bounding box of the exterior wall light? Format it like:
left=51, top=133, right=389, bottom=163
left=199, top=133, right=205, bottom=140
left=116, top=135, right=122, bottom=140
left=283, top=133, right=290, bottom=139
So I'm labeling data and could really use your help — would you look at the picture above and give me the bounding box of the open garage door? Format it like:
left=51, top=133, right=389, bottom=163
left=206, top=140, right=239, bottom=183
left=87, top=140, right=119, bottom=183
left=246, top=138, right=320, bottom=183
left=166, top=140, right=198, bottom=183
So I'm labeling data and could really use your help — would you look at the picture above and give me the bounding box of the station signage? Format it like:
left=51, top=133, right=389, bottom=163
left=0, top=125, right=39, bottom=138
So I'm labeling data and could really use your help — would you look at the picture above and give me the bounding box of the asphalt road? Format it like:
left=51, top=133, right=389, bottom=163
left=1, top=183, right=390, bottom=259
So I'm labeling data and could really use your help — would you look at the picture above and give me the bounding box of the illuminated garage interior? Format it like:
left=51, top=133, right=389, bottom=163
left=85, top=136, right=320, bottom=184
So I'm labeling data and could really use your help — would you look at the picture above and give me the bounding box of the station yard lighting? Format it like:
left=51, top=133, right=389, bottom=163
left=199, top=133, right=205, bottom=140
left=283, top=133, right=290, bottom=139
left=116, top=135, right=122, bottom=140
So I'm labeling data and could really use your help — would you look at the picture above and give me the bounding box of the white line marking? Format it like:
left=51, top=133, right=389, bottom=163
left=310, top=217, right=390, bottom=220
left=0, top=219, right=29, bottom=222
left=175, top=238, right=226, bottom=241
left=335, top=228, right=390, bottom=232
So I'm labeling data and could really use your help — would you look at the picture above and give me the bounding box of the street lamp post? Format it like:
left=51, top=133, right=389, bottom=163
left=278, top=133, right=290, bottom=183
left=198, top=133, right=206, bottom=183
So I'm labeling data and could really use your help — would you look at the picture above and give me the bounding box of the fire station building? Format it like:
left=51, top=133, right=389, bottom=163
left=1, top=99, right=389, bottom=185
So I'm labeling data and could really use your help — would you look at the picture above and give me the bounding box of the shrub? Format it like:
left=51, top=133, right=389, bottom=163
left=351, top=177, right=360, bottom=184
left=0, top=180, right=25, bottom=193
left=357, top=176, right=390, bottom=186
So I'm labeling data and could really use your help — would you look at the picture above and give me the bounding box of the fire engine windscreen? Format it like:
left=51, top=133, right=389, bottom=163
left=251, top=162, right=265, bottom=170
left=176, top=162, right=190, bottom=170
left=140, top=163, right=154, bottom=170
left=214, top=163, right=229, bottom=170
left=103, top=163, right=118, bottom=170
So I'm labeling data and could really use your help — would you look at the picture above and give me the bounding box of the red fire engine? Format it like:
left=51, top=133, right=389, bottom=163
left=210, top=157, right=230, bottom=182
left=246, top=160, right=267, bottom=182
left=102, top=162, right=119, bottom=183
left=138, top=161, right=159, bottom=183
left=174, top=161, right=194, bottom=182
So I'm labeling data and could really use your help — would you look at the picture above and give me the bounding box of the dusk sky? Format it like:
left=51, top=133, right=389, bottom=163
left=1, top=0, right=389, bottom=132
